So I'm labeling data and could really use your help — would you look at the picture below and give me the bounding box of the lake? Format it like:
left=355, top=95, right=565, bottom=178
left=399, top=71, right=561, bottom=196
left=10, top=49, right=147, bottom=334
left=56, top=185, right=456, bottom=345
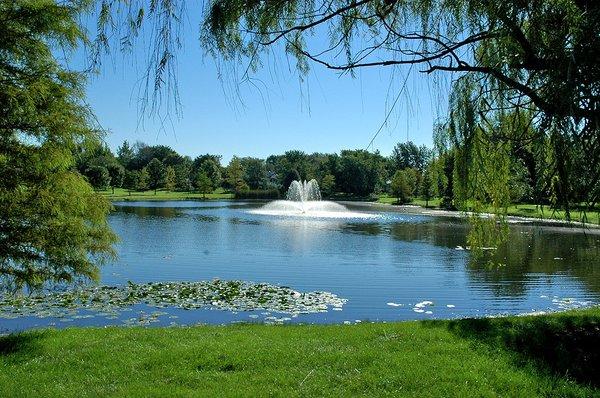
left=2, top=200, right=599, bottom=331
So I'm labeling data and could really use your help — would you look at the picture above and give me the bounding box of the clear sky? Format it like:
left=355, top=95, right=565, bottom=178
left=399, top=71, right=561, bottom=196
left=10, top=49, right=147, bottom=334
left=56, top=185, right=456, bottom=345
left=74, top=5, right=450, bottom=162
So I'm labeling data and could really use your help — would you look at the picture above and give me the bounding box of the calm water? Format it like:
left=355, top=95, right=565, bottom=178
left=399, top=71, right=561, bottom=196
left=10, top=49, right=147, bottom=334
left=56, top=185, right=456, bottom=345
left=3, top=200, right=600, bottom=330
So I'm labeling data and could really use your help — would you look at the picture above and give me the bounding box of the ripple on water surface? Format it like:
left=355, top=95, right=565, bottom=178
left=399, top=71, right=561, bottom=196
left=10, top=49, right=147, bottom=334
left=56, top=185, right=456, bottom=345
left=1, top=200, right=599, bottom=331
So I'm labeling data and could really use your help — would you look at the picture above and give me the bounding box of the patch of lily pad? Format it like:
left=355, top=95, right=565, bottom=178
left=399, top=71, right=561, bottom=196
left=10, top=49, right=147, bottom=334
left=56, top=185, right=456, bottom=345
left=0, top=279, right=347, bottom=321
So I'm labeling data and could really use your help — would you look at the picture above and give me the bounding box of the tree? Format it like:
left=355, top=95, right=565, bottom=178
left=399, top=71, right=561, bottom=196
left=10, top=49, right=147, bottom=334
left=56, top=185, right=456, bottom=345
left=117, top=140, right=134, bottom=169
left=198, top=158, right=222, bottom=189
left=226, top=156, right=249, bottom=193
left=199, top=1, right=600, bottom=126
left=336, top=150, right=386, bottom=196
left=391, top=171, right=412, bottom=204
left=146, top=158, right=166, bottom=194
left=85, top=165, right=111, bottom=191
left=137, top=168, right=150, bottom=191
left=165, top=166, right=176, bottom=192
left=194, top=172, right=213, bottom=199
left=420, top=168, right=437, bottom=208
left=241, top=157, right=266, bottom=189
left=0, top=0, right=116, bottom=288
left=129, top=145, right=179, bottom=170
left=194, top=154, right=223, bottom=169
left=320, top=174, right=336, bottom=198
left=391, top=142, right=431, bottom=172
left=107, top=163, right=125, bottom=194
left=282, top=169, right=301, bottom=193
left=174, top=161, right=193, bottom=192
left=404, top=168, right=420, bottom=197
left=123, top=170, right=140, bottom=196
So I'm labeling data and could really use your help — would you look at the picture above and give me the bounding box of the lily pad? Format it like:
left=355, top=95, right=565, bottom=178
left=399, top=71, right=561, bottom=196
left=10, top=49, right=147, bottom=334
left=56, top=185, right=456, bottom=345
left=0, top=280, right=347, bottom=322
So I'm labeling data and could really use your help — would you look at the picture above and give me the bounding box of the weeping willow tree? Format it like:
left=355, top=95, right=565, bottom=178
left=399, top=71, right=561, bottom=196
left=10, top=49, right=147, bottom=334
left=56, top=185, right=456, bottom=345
left=0, top=0, right=117, bottom=289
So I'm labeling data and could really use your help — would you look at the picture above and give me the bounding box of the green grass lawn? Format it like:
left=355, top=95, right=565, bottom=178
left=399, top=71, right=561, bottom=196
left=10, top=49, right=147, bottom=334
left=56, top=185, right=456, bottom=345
left=504, top=204, right=600, bottom=224
left=100, top=188, right=234, bottom=201
left=377, top=195, right=441, bottom=208
left=377, top=195, right=600, bottom=224
left=1, top=308, right=598, bottom=397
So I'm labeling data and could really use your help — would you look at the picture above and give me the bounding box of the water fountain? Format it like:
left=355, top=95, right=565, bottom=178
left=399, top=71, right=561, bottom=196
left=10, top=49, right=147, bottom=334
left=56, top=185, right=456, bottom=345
left=250, top=179, right=375, bottom=218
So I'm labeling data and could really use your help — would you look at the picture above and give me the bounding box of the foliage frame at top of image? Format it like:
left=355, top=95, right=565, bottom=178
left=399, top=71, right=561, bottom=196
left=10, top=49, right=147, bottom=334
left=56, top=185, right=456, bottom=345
left=93, top=1, right=600, bottom=222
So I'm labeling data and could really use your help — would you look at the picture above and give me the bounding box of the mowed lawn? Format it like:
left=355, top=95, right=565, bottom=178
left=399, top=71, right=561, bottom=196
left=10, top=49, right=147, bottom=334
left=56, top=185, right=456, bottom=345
left=377, top=195, right=600, bottom=224
left=99, top=188, right=234, bottom=201
left=1, top=308, right=598, bottom=397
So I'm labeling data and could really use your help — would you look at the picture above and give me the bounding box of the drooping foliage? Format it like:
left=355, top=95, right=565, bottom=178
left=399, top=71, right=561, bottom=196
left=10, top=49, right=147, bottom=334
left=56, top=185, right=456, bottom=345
left=0, top=0, right=117, bottom=289
left=198, top=0, right=600, bottom=217
left=92, top=1, right=600, bottom=218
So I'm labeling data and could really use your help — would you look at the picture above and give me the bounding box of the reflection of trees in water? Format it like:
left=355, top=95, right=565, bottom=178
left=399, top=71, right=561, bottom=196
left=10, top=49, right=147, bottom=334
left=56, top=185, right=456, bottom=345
left=388, top=220, right=468, bottom=249
left=382, top=220, right=600, bottom=298
left=466, top=229, right=600, bottom=297
left=114, top=206, right=181, bottom=218
left=341, top=223, right=385, bottom=236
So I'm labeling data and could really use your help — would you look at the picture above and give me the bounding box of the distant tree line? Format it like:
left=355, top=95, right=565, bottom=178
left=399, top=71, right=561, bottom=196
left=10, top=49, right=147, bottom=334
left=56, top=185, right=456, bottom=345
left=75, top=140, right=437, bottom=202
left=76, top=134, right=592, bottom=210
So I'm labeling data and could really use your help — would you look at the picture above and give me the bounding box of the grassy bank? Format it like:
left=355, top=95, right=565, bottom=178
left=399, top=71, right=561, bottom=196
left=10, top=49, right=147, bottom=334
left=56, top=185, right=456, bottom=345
left=99, top=188, right=234, bottom=201
left=1, top=308, right=598, bottom=397
left=377, top=195, right=442, bottom=208
left=503, top=204, right=600, bottom=224
left=377, top=195, right=600, bottom=224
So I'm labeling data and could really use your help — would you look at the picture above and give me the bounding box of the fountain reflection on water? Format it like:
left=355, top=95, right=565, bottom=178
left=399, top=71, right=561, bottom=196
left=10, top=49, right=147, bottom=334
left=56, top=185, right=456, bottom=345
left=249, top=179, right=377, bottom=218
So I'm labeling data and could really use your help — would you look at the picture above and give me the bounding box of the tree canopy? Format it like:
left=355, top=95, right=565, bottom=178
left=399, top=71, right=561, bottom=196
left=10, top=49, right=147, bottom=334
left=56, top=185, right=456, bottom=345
left=0, top=0, right=116, bottom=289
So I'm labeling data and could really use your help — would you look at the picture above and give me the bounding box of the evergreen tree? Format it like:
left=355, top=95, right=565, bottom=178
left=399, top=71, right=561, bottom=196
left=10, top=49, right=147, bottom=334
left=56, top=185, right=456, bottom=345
left=174, top=162, right=193, bottom=192
left=117, top=140, right=134, bottom=169
left=198, top=159, right=222, bottom=189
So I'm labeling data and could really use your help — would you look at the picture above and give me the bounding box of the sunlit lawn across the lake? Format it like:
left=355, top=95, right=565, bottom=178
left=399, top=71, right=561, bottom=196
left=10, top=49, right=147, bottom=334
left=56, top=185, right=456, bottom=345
left=99, top=187, right=235, bottom=201
left=377, top=195, right=600, bottom=224
left=1, top=307, right=598, bottom=397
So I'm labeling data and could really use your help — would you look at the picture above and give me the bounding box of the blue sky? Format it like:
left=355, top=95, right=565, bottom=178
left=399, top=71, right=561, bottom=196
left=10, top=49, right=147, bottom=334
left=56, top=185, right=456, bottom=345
left=74, top=6, right=450, bottom=162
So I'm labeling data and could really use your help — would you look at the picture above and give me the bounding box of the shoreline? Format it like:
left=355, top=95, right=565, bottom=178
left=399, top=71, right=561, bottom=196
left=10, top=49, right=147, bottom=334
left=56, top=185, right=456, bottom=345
left=341, top=201, right=600, bottom=230
left=109, top=195, right=600, bottom=230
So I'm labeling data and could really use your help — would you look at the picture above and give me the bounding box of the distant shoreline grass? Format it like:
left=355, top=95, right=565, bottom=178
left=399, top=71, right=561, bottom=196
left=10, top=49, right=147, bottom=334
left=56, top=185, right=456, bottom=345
left=1, top=307, right=598, bottom=397
left=377, top=194, right=600, bottom=224
left=99, top=187, right=235, bottom=201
